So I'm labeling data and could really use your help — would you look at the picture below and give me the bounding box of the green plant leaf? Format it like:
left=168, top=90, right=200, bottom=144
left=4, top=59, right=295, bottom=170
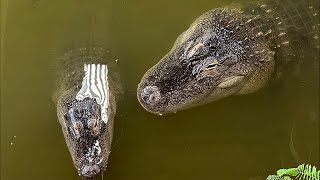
left=277, top=168, right=299, bottom=176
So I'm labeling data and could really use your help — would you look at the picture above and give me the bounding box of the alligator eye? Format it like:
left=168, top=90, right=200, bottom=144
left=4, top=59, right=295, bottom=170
left=206, top=63, right=219, bottom=70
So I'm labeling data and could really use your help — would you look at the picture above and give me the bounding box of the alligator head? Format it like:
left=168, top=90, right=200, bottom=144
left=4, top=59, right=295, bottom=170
left=55, top=62, right=115, bottom=178
left=61, top=98, right=111, bottom=178
left=137, top=8, right=275, bottom=114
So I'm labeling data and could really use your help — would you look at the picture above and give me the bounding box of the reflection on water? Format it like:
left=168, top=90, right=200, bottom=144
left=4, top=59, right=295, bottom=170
left=1, top=0, right=319, bottom=180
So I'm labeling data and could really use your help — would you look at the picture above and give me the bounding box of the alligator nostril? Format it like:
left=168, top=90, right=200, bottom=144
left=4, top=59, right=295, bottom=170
left=81, top=165, right=100, bottom=178
left=141, top=86, right=161, bottom=105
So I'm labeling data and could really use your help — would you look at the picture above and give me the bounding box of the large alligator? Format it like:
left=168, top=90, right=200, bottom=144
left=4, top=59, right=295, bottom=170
left=137, top=0, right=319, bottom=115
left=53, top=47, right=120, bottom=178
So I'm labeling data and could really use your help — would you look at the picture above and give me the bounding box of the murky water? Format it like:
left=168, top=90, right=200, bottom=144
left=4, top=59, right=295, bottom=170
left=1, top=0, right=319, bottom=180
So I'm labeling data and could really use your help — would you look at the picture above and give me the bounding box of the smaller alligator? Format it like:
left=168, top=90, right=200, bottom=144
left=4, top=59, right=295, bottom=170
left=53, top=47, right=120, bottom=178
left=137, top=0, right=319, bottom=115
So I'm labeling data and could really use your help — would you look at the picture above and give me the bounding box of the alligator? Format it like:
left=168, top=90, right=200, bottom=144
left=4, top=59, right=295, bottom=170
left=53, top=47, right=120, bottom=178
left=137, top=0, right=319, bottom=115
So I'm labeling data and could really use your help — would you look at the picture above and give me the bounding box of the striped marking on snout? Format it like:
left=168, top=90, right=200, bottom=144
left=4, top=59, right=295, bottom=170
left=76, top=64, right=110, bottom=124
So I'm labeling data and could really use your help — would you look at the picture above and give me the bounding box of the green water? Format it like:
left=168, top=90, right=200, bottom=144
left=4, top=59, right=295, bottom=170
left=1, top=0, right=319, bottom=180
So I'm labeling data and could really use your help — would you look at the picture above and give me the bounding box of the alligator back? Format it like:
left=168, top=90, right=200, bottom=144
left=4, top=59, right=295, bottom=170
left=54, top=46, right=119, bottom=99
left=241, top=0, right=319, bottom=58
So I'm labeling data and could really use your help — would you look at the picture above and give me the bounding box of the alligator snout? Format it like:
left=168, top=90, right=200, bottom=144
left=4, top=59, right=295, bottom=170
left=140, top=86, right=161, bottom=105
left=81, top=165, right=100, bottom=178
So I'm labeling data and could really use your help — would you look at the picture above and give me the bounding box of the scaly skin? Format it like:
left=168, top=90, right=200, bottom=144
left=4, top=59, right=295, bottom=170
left=137, top=8, right=275, bottom=114
left=137, top=2, right=319, bottom=115
left=53, top=47, right=118, bottom=178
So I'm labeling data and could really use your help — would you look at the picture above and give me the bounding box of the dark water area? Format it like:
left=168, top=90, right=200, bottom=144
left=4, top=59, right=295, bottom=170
left=1, top=0, right=319, bottom=180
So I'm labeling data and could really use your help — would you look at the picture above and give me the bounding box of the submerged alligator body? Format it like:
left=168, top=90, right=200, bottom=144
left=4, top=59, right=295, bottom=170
left=137, top=0, right=319, bottom=114
left=53, top=47, right=119, bottom=178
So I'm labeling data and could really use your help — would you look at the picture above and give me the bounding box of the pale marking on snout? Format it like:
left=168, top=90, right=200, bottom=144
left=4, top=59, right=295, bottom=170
left=85, top=140, right=102, bottom=163
left=180, top=40, right=194, bottom=59
left=76, top=64, right=110, bottom=124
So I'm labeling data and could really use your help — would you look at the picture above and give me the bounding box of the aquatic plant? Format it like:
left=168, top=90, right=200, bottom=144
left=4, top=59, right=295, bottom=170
left=267, top=164, right=320, bottom=180
left=266, top=175, right=292, bottom=180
